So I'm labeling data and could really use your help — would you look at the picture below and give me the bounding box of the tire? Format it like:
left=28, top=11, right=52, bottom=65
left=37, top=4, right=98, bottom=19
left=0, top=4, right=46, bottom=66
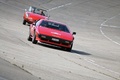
left=66, top=43, right=73, bottom=52
left=23, top=20, right=26, bottom=25
left=32, top=31, right=37, bottom=44
left=27, top=28, right=32, bottom=41
left=28, top=35, right=32, bottom=41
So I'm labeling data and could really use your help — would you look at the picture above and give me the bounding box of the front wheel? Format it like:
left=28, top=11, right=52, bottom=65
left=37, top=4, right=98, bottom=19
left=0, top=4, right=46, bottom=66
left=32, top=31, right=37, bottom=44
left=28, top=28, right=32, bottom=41
left=28, top=35, right=32, bottom=41
left=23, top=20, right=26, bottom=25
left=66, top=43, right=73, bottom=52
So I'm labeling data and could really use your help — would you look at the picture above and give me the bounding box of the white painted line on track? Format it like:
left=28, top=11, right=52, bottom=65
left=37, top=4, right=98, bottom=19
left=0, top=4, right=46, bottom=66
left=84, top=58, right=120, bottom=75
left=101, top=24, right=120, bottom=28
left=100, top=14, right=120, bottom=46
left=48, top=3, right=72, bottom=11
left=100, top=27, right=120, bottom=46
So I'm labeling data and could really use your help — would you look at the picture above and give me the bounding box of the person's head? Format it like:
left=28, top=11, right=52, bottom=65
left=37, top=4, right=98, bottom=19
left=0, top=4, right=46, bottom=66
left=39, top=10, right=45, bottom=16
left=40, top=10, right=43, bottom=14
left=31, top=9, right=34, bottom=13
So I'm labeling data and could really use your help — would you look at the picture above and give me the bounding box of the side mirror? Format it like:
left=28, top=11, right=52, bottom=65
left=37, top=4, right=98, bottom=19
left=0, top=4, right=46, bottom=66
left=72, top=32, right=76, bottom=35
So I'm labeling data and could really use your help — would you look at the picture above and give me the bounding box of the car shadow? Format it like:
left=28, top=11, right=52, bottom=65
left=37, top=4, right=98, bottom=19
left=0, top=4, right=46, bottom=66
left=70, top=49, right=91, bottom=55
left=37, top=43, right=91, bottom=55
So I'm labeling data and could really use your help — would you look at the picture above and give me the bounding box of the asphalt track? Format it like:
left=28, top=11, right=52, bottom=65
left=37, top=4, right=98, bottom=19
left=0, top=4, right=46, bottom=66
left=0, top=57, right=41, bottom=80
left=0, top=0, right=120, bottom=80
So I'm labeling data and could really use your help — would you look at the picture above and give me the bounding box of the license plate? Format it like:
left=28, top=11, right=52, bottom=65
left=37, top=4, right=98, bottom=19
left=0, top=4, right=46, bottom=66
left=52, top=38, right=59, bottom=42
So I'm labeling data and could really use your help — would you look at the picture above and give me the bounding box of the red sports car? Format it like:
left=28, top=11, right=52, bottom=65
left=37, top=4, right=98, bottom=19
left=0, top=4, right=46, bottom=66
left=28, top=19, right=76, bottom=51
left=23, top=6, right=49, bottom=25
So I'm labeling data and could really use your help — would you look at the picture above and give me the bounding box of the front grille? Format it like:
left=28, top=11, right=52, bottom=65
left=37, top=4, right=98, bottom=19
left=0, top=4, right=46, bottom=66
left=39, top=34, right=72, bottom=45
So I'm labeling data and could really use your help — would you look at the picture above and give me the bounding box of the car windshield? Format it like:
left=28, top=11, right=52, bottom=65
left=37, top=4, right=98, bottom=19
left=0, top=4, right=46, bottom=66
left=40, top=20, right=70, bottom=33
left=28, top=6, right=48, bottom=17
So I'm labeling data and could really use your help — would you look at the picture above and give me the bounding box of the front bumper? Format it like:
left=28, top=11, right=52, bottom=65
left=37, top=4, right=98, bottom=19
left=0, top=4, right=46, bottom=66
left=24, top=17, right=35, bottom=24
left=36, top=34, right=73, bottom=48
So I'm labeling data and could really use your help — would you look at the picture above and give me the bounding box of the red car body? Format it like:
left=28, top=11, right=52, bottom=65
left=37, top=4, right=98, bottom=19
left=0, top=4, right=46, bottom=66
left=23, top=6, right=49, bottom=25
left=28, top=19, right=76, bottom=51
left=23, top=12, right=47, bottom=24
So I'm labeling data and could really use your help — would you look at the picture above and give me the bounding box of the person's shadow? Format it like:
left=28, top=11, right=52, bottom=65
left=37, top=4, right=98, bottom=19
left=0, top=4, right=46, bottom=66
left=37, top=43, right=91, bottom=55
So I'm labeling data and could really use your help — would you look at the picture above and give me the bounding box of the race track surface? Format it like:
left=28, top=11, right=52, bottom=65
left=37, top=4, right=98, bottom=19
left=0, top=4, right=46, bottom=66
left=0, top=57, right=41, bottom=80
left=0, top=0, right=120, bottom=80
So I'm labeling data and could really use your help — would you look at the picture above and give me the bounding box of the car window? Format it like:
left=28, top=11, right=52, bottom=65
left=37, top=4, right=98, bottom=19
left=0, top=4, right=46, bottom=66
left=34, top=9, right=47, bottom=16
left=40, top=20, right=70, bottom=33
left=28, top=6, right=35, bottom=12
left=28, top=6, right=48, bottom=17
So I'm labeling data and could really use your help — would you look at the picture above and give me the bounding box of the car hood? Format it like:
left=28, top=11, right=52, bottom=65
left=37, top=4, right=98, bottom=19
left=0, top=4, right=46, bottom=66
left=38, top=26, right=73, bottom=41
left=28, top=12, right=46, bottom=20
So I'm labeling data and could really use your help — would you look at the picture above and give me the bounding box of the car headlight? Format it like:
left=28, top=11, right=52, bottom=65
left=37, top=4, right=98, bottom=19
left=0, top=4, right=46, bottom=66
left=65, top=41, right=70, bottom=44
left=26, top=13, right=29, bottom=18
left=41, top=35, right=46, bottom=38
